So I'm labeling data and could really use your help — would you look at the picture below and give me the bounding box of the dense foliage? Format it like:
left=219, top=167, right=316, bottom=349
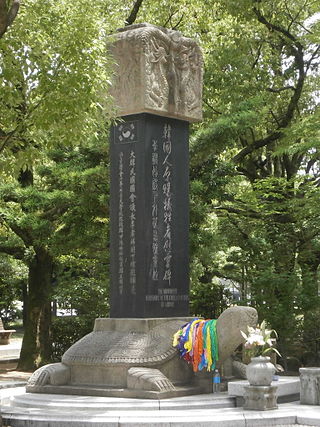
left=189, top=0, right=320, bottom=364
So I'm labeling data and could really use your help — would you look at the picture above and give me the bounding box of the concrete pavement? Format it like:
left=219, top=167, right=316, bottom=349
left=0, top=387, right=320, bottom=426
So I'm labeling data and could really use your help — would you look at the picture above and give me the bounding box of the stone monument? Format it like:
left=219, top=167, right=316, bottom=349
left=109, top=23, right=202, bottom=318
left=26, top=23, right=258, bottom=399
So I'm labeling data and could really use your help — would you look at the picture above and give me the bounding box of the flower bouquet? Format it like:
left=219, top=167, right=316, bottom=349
left=241, top=320, right=281, bottom=386
left=240, top=320, right=281, bottom=358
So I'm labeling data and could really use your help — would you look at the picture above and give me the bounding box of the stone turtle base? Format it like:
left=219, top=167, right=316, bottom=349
left=26, top=307, right=258, bottom=400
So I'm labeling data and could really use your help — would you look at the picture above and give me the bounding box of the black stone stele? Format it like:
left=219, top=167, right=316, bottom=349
left=110, top=113, right=189, bottom=318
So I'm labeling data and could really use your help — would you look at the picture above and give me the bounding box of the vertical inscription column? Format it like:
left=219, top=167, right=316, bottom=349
left=129, top=150, right=137, bottom=295
left=162, top=124, right=173, bottom=285
left=110, top=121, right=140, bottom=317
left=110, top=114, right=189, bottom=317
left=151, top=140, right=159, bottom=282
left=109, top=23, right=203, bottom=318
left=118, top=152, right=124, bottom=296
left=144, top=115, right=189, bottom=317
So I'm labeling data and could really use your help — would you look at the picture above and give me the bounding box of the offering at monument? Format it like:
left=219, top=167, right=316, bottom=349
left=173, top=319, right=219, bottom=372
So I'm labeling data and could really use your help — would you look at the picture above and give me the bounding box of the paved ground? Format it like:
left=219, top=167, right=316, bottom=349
left=0, top=369, right=31, bottom=382
left=1, top=388, right=320, bottom=426
left=0, top=338, right=31, bottom=388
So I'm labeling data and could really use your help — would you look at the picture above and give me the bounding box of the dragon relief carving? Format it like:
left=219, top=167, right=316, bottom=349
left=110, top=24, right=203, bottom=122
left=144, top=36, right=202, bottom=116
left=173, top=45, right=199, bottom=114
left=111, top=35, right=142, bottom=111
left=146, top=37, right=169, bottom=109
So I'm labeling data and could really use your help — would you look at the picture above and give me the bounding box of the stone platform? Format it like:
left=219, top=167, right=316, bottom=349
left=1, top=387, right=320, bottom=426
left=0, top=340, right=21, bottom=359
left=31, top=383, right=205, bottom=400
left=228, top=376, right=300, bottom=406
left=0, top=340, right=21, bottom=370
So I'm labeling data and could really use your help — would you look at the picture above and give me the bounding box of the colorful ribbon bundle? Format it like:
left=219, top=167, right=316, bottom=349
left=173, top=319, right=219, bottom=372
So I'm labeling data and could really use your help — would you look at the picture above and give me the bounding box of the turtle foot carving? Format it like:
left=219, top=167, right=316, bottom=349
left=127, top=367, right=175, bottom=392
left=27, top=363, right=70, bottom=391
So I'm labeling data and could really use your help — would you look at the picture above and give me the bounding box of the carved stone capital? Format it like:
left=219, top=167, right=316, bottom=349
left=110, top=23, right=203, bottom=122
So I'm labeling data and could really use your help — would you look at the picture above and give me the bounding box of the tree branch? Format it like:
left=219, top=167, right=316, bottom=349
left=306, top=45, right=320, bottom=73
left=40, top=204, right=70, bottom=221
left=233, top=7, right=306, bottom=164
left=163, top=10, right=177, bottom=28
left=306, top=156, right=320, bottom=174
left=270, top=109, right=281, bottom=126
left=172, top=13, right=184, bottom=30
left=0, top=214, right=34, bottom=247
left=267, top=86, right=295, bottom=93
left=227, top=215, right=251, bottom=240
left=125, top=0, right=144, bottom=26
left=286, top=0, right=314, bottom=35
left=213, top=205, right=261, bottom=219
left=253, top=5, right=303, bottom=49
left=203, top=99, right=222, bottom=115
left=236, top=165, right=258, bottom=181
left=0, top=0, right=19, bottom=39
left=2, top=193, right=20, bottom=203
left=0, top=244, right=25, bottom=260
left=251, top=43, right=263, bottom=69
left=233, top=131, right=282, bottom=163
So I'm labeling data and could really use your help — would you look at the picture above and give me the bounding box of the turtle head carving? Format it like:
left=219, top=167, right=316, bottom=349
left=217, top=306, right=258, bottom=365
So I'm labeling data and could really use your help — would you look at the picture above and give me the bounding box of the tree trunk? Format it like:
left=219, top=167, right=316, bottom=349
left=298, top=245, right=320, bottom=346
left=264, top=222, right=298, bottom=365
left=22, top=280, right=28, bottom=326
left=298, top=245, right=320, bottom=312
left=18, top=247, right=53, bottom=371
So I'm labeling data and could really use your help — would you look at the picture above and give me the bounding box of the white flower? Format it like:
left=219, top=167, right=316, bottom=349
left=247, top=333, right=265, bottom=346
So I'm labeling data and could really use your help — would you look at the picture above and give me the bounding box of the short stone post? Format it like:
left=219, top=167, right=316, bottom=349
left=243, top=356, right=278, bottom=410
left=300, top=367, right=320, bottom=405
left=243, top=385, right=278, bottom=410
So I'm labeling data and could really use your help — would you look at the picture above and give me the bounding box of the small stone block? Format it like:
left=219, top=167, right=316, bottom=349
left=243, top=385, right=278, bottom=411
left=300, top=367, right=320, bottom=405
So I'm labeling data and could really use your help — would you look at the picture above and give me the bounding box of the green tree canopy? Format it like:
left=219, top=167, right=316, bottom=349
left=0, top=0, right=118, bottom=174
left=188, top=0, right=320, bottom=358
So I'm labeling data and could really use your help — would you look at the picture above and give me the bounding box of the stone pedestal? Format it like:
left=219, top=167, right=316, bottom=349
left=26, top=307, right=258, bottom=399
left=228, top=376, right=300, bottom=406
left=300, top=367, right=320, bottom=405
left=0, top=319, right=15, bottom=345
left=244, top=385, right=278, bottom=410
left=27, top=317, right=197, bottom=399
